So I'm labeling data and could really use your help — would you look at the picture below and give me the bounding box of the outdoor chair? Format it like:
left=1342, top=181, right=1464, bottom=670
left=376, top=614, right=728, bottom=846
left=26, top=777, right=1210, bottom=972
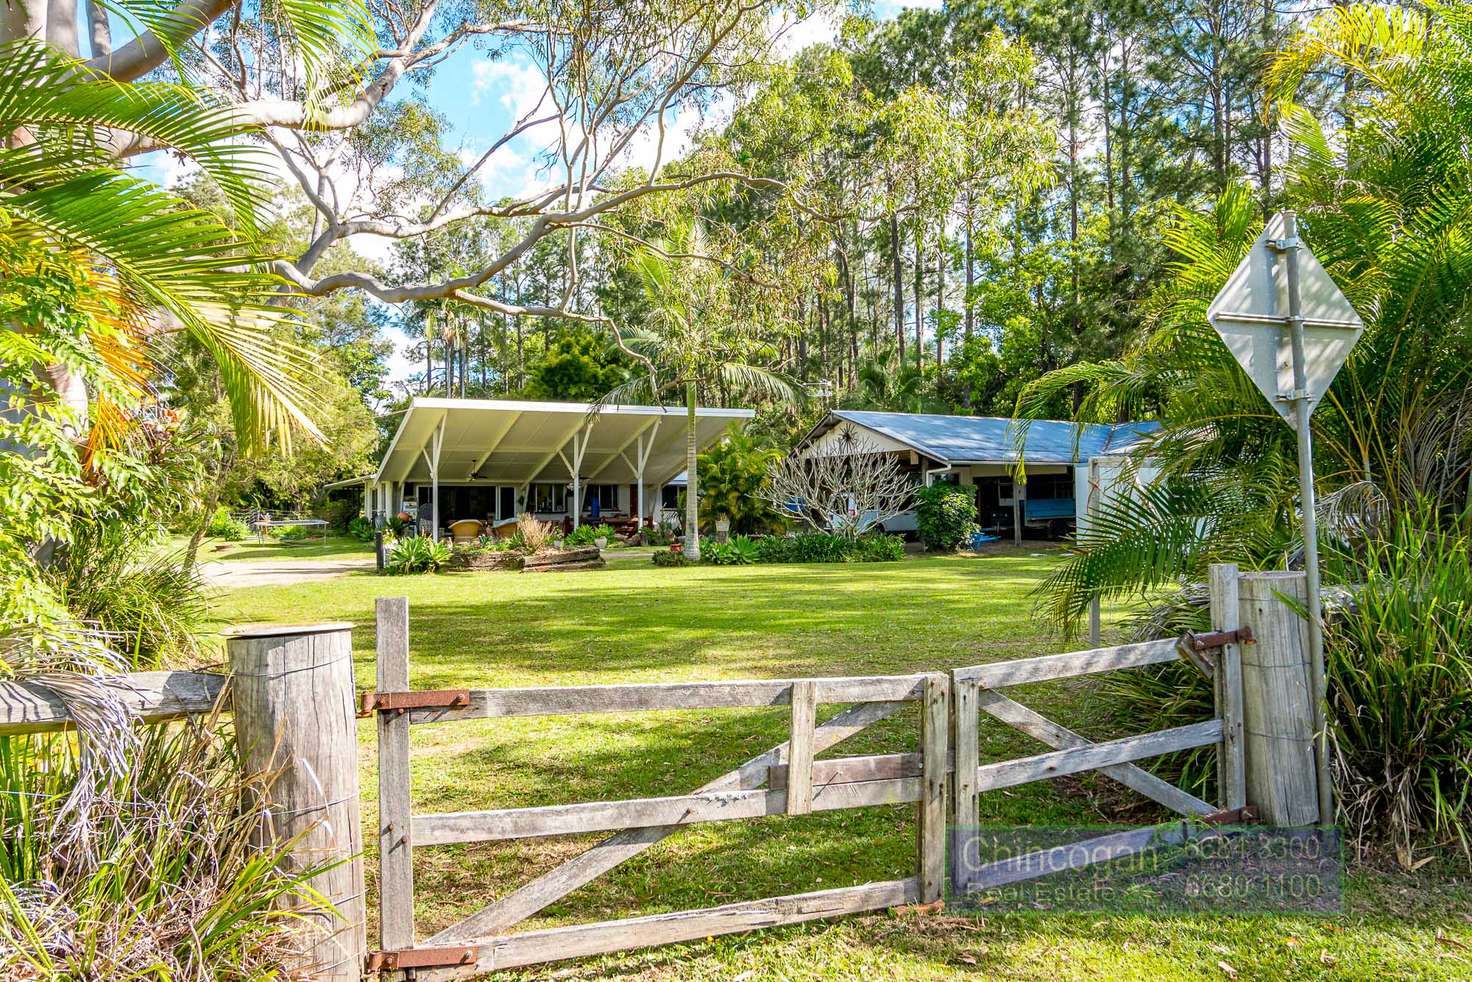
left=448, top=519, right=483, bottom=543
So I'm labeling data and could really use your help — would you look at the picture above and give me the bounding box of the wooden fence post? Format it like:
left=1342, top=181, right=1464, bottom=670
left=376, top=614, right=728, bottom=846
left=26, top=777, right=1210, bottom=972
left=917, top=673, right=949, bottom=902
left=376, top=597, right=416, bottom=958
left=1207, top=564, right=1247, bottom=813
left=225, top=623, right=366, bottom=981
left=949, top=673, right=979, bottom=897
left=1236, top=572, right=1320, bottom=826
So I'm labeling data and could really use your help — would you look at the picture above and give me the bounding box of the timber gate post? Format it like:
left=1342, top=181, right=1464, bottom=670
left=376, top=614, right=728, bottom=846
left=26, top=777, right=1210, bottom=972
left=1207, top=564, right=1247, bottom=813
left=1232, top=570, right=1322, bottom=826
left=225, top=623, right=368, bottom=981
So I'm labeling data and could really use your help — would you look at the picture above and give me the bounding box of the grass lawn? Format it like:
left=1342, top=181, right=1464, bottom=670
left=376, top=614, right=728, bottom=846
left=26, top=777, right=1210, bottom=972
left=210, top=551, right=1472, bottom=981
left=184, top=532, right=375, bottom=563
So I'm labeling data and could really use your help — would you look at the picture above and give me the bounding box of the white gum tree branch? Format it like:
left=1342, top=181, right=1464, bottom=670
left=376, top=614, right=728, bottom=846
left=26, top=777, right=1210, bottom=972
left=89, top=0, right=798, bottom=320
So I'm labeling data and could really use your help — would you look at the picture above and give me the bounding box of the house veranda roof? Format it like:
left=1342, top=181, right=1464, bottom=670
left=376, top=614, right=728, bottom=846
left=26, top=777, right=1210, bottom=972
left=373, top=397, right=754, bottom=487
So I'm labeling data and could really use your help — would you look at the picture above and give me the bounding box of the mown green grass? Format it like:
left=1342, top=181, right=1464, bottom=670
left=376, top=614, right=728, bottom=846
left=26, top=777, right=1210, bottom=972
left=187, top=532, right=374, bottom=562
left=210, top=551, right=1472, bottom=980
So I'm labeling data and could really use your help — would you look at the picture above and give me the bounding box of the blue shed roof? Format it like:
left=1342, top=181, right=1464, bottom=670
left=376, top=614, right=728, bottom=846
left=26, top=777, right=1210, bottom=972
left=814, top=410, right=1156, bottom=465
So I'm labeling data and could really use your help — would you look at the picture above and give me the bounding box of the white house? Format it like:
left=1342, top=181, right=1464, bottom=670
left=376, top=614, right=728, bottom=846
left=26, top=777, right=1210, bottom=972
left=793, top=410, right=1157, bottom=543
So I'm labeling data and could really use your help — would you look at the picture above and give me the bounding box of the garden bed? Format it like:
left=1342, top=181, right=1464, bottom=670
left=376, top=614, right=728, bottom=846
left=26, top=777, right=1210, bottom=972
left=446, top=550, right=525, bottom=572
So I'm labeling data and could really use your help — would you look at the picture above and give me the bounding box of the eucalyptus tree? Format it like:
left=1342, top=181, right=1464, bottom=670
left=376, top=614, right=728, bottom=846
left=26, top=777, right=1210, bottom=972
left=604, top=232, right=798, bottom=560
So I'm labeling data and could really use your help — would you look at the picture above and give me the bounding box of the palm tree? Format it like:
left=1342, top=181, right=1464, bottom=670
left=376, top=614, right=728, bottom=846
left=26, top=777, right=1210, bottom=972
left=1022, top=3, right=1472, bottom=635
left=603, top=235, right=797, bottom=560
left=0, top=18, right=369, bottom=454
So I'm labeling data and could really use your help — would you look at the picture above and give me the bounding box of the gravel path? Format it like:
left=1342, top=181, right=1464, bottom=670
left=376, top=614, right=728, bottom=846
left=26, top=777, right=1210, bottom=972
left=199, top=557, right=375, bottom=588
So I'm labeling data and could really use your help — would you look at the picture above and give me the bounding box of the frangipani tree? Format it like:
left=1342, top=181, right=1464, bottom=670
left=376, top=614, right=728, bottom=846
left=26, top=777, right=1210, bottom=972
left=763, top=428, right=912, bottom=541
left=603, top=232, right=797, bottom=560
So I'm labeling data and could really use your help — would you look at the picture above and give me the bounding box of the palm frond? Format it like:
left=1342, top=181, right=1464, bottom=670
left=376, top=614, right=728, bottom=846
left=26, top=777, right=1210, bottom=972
left=0, top=40, right=272, bottom=230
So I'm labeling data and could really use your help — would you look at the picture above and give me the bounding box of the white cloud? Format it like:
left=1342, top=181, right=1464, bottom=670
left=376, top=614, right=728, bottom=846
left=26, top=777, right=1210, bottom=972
left=771, top=9, right=841, bottom=57
left=471, top=56, right=548, bottom=117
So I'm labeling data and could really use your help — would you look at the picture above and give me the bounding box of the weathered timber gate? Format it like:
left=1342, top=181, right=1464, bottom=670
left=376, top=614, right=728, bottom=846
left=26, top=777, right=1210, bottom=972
left=359, top=563, right=1313, bottom=978
left=948, top=561, right=1250, bottom=896
left=363, top=597, right=950, bottom=977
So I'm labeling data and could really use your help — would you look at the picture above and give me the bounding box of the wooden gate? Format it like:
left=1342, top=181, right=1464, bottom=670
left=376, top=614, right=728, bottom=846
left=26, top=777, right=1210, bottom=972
left=362, top=564, right=1256, bottom=977
left=364, top=597, right=950, bottom=978
left=948, top=564, right=1250, bottom=897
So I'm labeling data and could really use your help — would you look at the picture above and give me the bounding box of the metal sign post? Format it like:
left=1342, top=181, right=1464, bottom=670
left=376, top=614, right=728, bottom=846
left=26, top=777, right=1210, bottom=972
left=1207, top=210, right=1365, bottom=826
left=1270, top=213, right=1334, bottom=824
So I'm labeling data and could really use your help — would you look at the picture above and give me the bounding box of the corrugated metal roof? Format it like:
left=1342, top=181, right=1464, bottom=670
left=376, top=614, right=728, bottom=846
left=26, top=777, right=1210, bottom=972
left=822, top=410, right=1157, bottom=464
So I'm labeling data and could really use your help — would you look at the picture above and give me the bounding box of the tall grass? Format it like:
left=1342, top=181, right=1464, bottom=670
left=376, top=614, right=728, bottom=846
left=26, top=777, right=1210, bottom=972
left=1325, top=510, right=1472, bottom=865
left=0, top=713, right=336, bottom=980
left=1101, top=505, right=1472, bottom=866
left=41, top=521, right=206, bottom=670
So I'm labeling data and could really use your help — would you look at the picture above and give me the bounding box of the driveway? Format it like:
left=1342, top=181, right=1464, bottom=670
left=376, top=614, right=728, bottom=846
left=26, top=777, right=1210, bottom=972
left=199, top=556, right=374, bottom=588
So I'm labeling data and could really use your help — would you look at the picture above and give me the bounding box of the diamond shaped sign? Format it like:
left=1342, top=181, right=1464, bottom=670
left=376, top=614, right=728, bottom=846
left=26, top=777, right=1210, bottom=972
left=1207, top=213, right=1364, bottom=428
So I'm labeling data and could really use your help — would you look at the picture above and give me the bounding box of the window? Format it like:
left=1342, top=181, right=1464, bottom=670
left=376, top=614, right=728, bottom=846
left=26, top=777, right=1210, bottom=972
left=1027, top=473, right=1075, bottom=501
left=530, top=483, right=566, bottom=513
left=582, top=484, right=619, bottom=512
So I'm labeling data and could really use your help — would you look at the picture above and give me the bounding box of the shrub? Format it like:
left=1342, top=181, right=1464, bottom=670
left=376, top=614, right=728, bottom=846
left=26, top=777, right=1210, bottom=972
left=278, top=525, right=310, bottom=543
left=458, top=534, right=517, bottom=554
left=652, top=545, right=690, bottom=567
left=640, top=523, right=676, bottom=546
left=564, top=523, right=615, bottom=547
left=697, top=430, right=783, bottom=534
left=347, top=516, right=375, bottom=542
left=0, top=716, right=335, bottom=979
left=846, top=533, right=906, bottom=562
left=316, top=497, right=359, bottom=532
left=514, top=512, right=556, bottom=553
left=751, top=532, right=903, bottom=565
left=703, top=535, right=760, bottom=566
left=1325, top=510, right=1472, bottom=865
left=205, top=505, right=247, bottom=542
left=382, top=535, right=451, bottom=575
left=916, top=483, right=979, bottom=551
left=42, top=523, right=206, bottom=669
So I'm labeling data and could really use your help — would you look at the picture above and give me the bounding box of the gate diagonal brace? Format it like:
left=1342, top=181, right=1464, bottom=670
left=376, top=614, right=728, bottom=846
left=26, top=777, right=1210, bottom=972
left=358, top=689, right=470, bottom=717
left=1174, top=627, right=1255, bottom=679
left=365, top=946, right=478, bottom=972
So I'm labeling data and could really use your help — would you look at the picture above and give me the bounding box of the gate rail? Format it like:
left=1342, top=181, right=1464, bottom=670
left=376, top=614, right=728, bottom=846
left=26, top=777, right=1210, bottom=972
left=368, top=597, right=948, bottom=978
left=363, top=563, right=1278, bottom=977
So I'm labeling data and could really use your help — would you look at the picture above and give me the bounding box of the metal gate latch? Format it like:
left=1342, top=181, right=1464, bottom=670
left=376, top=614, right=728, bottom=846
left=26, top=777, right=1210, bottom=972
left=357, top=689, right=471, bottom=717
left=365, top=945, right=478, bottom=972
left=1175, top=627, right=1255, bottom=678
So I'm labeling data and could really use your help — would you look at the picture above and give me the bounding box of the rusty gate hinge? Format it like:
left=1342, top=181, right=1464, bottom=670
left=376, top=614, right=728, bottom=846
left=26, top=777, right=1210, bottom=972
left=365, top=945, right=478, bottom=972
left=1175, top=627, right=1255, bottom=680
left=357, top=689, right=471, bottom=718
left=1185, top=626, right=1255, bottom=652
left=1201, top=804, right=1258, bottom=825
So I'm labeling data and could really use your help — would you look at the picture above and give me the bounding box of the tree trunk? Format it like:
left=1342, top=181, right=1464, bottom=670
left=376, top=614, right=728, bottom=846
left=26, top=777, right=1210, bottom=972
left=683, top=379, right=700, bottom=561
left=936, top=242, right=945, bottom=366
left=889, top=211, right=904, bottom=362
left=913, top=233, right=923, bottom=371
left=963, top=199, right=974, bottom=342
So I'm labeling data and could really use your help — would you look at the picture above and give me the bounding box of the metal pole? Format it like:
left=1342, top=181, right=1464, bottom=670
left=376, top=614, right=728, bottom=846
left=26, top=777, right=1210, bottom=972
left=1277, top=211, right=1335, bottom=824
